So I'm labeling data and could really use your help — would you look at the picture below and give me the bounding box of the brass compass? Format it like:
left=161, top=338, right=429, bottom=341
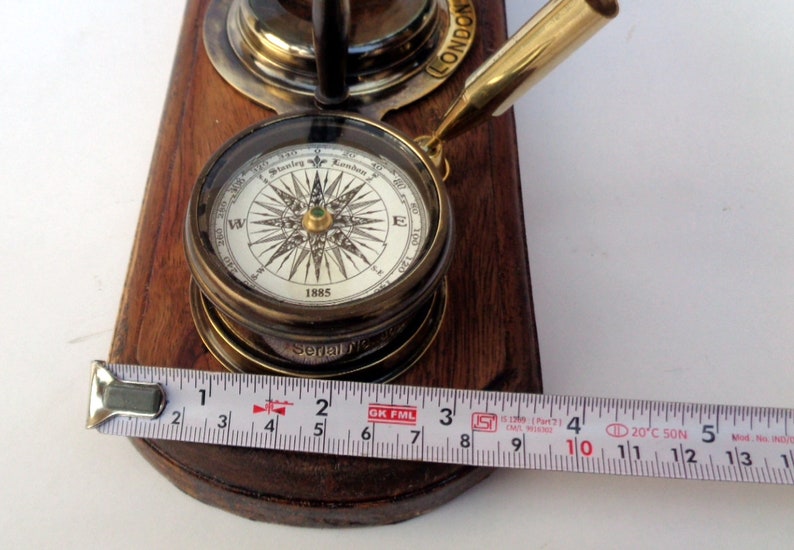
left=185, top=112, right=452, bottom=381
left=186, top=0, right=618, bottom=381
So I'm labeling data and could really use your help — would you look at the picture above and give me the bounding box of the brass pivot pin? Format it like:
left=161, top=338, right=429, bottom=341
left=302, top=206, right=334, bottom=233
left=420, top=0, right=619, bottom=168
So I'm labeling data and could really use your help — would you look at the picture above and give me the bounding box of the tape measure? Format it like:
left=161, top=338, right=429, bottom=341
left=87, top=361, right=794, bottom=485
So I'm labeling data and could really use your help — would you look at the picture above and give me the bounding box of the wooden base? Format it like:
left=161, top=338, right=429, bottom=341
left=110, top=0, right=542, bottom=526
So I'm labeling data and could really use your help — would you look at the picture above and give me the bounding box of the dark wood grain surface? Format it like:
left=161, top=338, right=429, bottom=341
left=109, top=0, right=542, bottom=526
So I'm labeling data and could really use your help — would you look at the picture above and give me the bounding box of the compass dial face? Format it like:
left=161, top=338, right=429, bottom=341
left=209, top=142, right=428, bottom=306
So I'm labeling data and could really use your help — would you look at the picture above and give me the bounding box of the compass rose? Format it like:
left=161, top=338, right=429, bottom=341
left=247, top=168, right=387, bottom=284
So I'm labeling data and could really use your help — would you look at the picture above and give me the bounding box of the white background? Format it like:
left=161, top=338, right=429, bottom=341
left=1, top=1, right=792, bottom=548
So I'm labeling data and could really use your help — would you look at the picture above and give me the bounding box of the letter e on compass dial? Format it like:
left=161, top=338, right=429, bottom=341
left=212, top=143, right=428, bottom=306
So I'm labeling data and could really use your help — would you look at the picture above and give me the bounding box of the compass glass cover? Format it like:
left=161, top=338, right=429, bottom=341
left=193, top=114, right=442, bottom=308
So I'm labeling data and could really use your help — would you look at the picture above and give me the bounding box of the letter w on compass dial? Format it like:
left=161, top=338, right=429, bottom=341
left=248, top=164, right=387, bottom=288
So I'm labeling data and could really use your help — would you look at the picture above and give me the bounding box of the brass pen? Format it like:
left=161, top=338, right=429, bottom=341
left=424, top=0, right=618, bottom=153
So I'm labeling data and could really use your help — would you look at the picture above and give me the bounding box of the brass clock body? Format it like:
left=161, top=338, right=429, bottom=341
left=203, top=0, right=476, bottom=117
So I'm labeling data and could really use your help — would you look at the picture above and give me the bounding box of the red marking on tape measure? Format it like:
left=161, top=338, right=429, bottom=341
left=368, top=404, right=418, bottom=425
left=471, top=412, right=498, bottom=432
left=253, top=401, right=293, bottom=416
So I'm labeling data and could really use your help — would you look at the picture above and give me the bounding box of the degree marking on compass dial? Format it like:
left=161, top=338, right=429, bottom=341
left=211, top=143, right=428, bottom=306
